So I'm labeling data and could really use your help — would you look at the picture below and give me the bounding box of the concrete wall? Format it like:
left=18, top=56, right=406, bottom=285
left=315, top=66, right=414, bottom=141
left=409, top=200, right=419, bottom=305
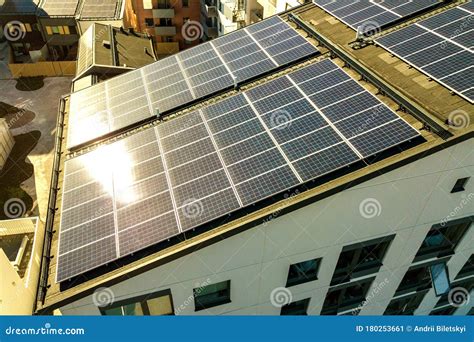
left=0, top=119, right=14, bottom=171
left=60, top=138, right=474, bottom=315
left=9, top=61, right=76, bottom=78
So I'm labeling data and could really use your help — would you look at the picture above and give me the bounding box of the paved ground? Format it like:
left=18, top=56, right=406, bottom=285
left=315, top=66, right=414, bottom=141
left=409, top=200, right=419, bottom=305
left=0, top=41, right=13, bottom=79
left=0, top=77, right=72, bottom=220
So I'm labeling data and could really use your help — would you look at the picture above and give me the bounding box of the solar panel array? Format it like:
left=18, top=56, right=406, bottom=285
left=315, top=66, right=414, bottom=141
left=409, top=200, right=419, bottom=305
left=80, top=0, right=118, bottom=18
left=376, top=4, right=474, bottom=103
left=67, top=16, right=318, bottom=149
left=39, top=0, right=80, bottom=16
left=313, top=0, right=441, bottom=34
left=57, top=59, right=420, bottom=282
left=76, top=25, right=94, bottom=77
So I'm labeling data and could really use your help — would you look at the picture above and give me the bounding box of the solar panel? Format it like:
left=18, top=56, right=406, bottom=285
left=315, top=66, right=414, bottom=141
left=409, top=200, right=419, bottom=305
left=376, top=4, right=474, bottom=103
left=66, top=16, right=319, bottom=150
left=313, top=0, right=441, bottom=34
left=57, top=58, right=420, bottom=282
left=39, top=0, right=80, bottom=16
left=80, top=0, right=118, bottom=18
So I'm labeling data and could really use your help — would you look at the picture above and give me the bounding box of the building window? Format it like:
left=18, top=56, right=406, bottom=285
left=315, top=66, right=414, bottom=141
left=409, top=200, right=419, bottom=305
left=183, top=0, right=189, bottom=7
left=436, top=278, right=474, bottom=307
left=157, top=0, right=171, bottom=9
left=24, top=23, right=32, bottom=32
left=414, top=218, right=471, bottom=262
left=430, top=306, right=457, bottom=315
left=159, top=18, right=172, bottom=26
left=194, top=280, right=231, bottom=311
left=162, top=36, right=174, bottom=42
left=281, top=298, right=310, bottom=315
left=384, top=290, right=428, bottom=315
left=143, top=0, right=153, bottom=9
left=429, top=262, right=451, bottom=296
left=330, top=235, right=394, bottom=286
left=45, top=25, right=74, bottom=35
left=145, top=18, right=154, bottom=27
left=456, top=254, right=474, bottom=280
left=219, top=23, right=223, bottom=33
left=321, top=277, right=375, bottom=315
left=100, top=289, right=174, bottom=316
left=286, top=258, right=320, bottom=287
left=451, top=177, right=470, bottom=193
left=395, top=263, right=433, bottom=296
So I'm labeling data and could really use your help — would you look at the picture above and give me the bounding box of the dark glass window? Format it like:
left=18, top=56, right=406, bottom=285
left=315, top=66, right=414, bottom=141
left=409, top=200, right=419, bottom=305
left=159, top=18, right=172, bottom=26
left=321, top=277, right=375, bottom=315
left=430, top=306, right=457, bottom=315
left=451, top=177, right=469, bottom=193
left=456, top=255, right=474, bottom=279
left=384, top=291, right=428, bottom=315
left=436, top=278, right=473, bottom=307
left=145, top=18, right=154, bottom=27
left=281, top=298, right=310, bottom=315
left=429, top=262, right=451, bottom=296
left=183, top=0, right=189, bottom=7
left=194, top=280, right=231, bottom=311
left=395, top=264, right=432, bottom=296
left=101, top=289, right=174, bottom=316
left=414, top=219, right=471, bottom=262
left=331, top=236, right=393, bottom=285
left=286, top=258, right=320, bottom=287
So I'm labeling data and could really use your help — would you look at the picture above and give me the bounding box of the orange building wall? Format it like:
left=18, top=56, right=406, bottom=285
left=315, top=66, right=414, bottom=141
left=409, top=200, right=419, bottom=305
left=128, top=0, right=202, bottom=53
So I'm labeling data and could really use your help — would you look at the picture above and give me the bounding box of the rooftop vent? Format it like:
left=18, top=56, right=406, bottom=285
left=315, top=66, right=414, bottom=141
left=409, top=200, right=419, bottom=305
left=102, top=40, right=111, bottom=49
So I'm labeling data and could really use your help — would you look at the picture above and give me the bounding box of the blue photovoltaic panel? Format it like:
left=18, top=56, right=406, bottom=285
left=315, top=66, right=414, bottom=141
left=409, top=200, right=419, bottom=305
left=313, top=0, right=441, bottom=34
left=66, top=16, right=319, bottom=150
left=376, top=4, right=474, bottom=103
left=57, top=59, right=420, bottom=282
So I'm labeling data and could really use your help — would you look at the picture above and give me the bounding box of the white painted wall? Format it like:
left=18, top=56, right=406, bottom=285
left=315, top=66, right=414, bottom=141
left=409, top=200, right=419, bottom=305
left=60, top=138, right=474, bottom=315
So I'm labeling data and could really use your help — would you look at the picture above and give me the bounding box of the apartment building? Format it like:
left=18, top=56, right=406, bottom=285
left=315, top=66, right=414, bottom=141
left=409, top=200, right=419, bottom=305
left=124, top=0, right=201, bottom=57
left=201, top=0, right=303, bottom=39
left=35, top=1, right=473, bottom=316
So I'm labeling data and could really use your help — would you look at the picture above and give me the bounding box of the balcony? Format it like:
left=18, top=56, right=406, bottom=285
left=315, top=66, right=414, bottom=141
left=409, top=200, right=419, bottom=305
left=153, top=8, right=175, bottom=18
left=155, top=26, right=177, bottom=36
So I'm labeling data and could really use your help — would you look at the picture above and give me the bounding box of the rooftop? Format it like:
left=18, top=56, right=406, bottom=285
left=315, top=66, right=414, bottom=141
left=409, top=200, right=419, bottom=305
left=37, top=0, right=123, bottom=19
left=75, top=23, right=156, bottom=83
left=37, top=1, right=474, bottom=312
left=0, top=0, right=40, bottom=14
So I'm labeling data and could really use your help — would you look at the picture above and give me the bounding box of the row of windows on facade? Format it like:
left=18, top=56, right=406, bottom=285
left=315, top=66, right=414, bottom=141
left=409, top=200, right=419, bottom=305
left=100, top=217, right=472, bottom=316
left=143, top=0, right=190, bottom=10
left=2, top=23, right=77, bottom=36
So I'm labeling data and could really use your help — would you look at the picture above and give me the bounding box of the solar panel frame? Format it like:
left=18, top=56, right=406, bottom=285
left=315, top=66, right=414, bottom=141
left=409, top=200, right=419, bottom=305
left=66, top=16, right=319, bottom=150
left=376, top=4, right=474, bottom=103
left=57, top=59, right=420, bottom=282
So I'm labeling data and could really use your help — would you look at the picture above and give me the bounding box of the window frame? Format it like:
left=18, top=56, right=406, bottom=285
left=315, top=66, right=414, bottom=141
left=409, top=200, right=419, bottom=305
left=194, top=280, right=231, bottom=311
left=331, top=235, right=394, bottom=286
left=286, top=258, right=321, bottom=287
left=384, top=290, right=429, bottom=315
left=280, top=298, right=311, bottom=315
left=451, top=177, right=470, bottom=193
left=100, top=289, right=174, bottom=316
left=414, top=217, right=472, bottom=262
